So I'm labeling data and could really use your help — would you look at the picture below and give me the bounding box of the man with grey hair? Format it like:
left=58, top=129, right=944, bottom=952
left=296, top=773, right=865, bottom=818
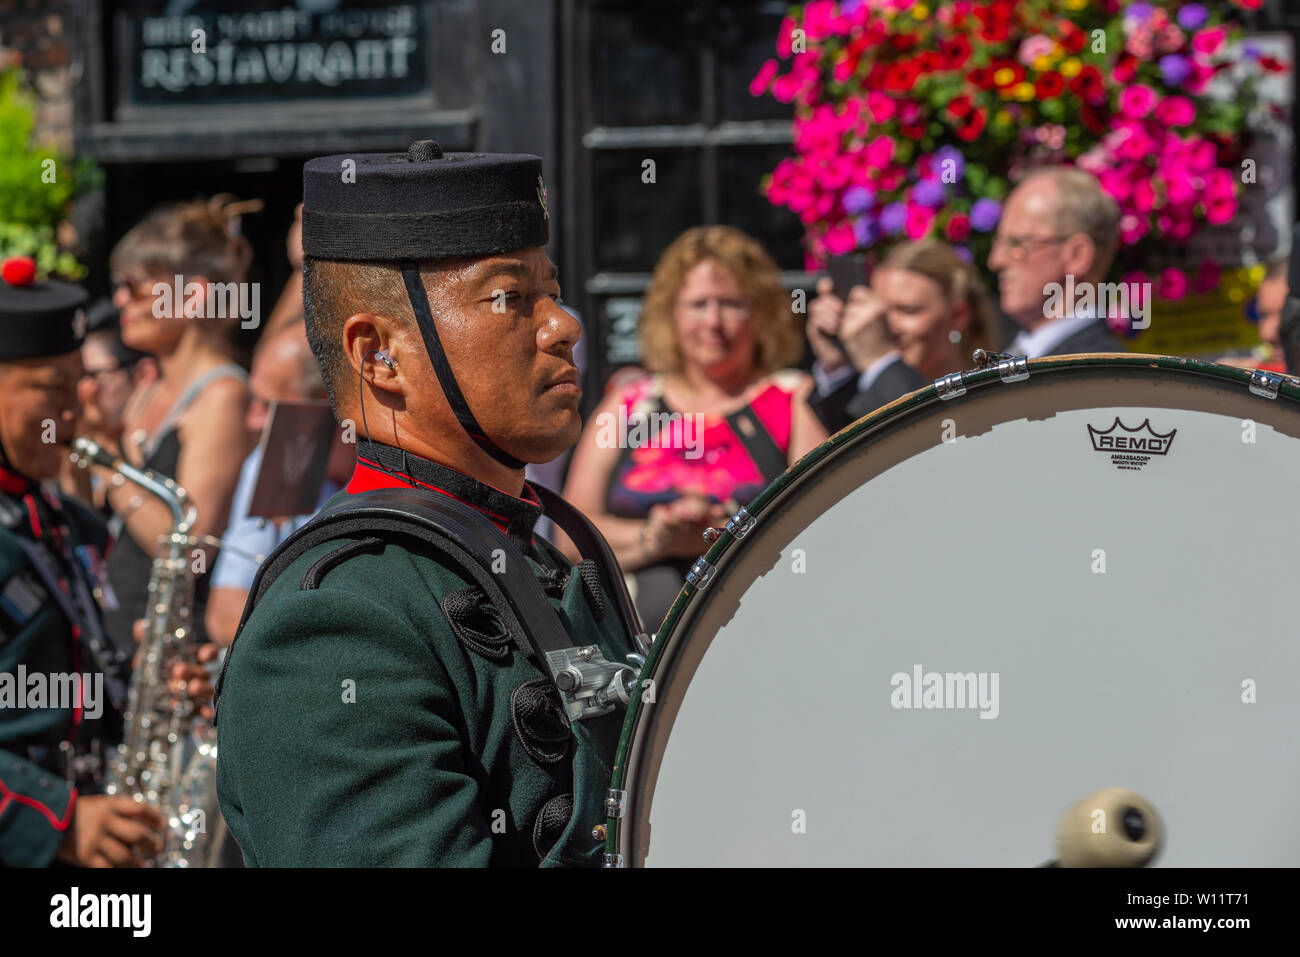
left=988, top=165, right=1123, bottom=357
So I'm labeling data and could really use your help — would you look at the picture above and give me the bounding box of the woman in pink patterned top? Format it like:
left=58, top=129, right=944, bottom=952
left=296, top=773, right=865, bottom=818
left=564, top=226, right=827, bottom=629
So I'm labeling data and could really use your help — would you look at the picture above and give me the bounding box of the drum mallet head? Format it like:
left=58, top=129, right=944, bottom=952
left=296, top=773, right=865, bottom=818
left=1053, top=787, right=1162, bottom=868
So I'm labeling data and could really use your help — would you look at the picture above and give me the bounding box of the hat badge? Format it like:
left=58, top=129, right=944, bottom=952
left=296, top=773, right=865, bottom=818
left=72, top=308, right=87, bottom=340
left=537, top=175, right=549, bottom=221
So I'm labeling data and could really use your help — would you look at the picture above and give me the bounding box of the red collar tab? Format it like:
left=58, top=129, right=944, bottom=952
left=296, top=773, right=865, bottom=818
left=346, top=451, right=541, bottom=547
left=0, top=464, right=34, bottom=495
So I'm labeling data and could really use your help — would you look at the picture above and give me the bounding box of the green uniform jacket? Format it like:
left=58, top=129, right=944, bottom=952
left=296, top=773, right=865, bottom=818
left=216, top=455, right=637, bottom=867
left=0, top=479, right=122, bottom=868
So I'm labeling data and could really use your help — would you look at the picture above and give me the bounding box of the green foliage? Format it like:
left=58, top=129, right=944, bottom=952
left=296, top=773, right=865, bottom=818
left=0, top=67, right=98, bottom=279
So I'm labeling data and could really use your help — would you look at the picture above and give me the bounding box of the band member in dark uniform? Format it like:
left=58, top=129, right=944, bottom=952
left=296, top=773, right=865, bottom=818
left=0, top=258, right=156, bottom=867
left=215, top=142, right=646, bottom=866
left=0, top=257, right=215, bottom=867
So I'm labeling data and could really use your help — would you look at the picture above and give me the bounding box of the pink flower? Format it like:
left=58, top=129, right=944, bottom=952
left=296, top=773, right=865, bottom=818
left=904, top=204, right=936, bottom=240
left=1154, top=96, right=1195, bottom=126
left=1019, top=34, right=1055, bottom=66
left=899, top=100, right=921, bottom=125
left=1098, top=167, right=1135, bottom=203
left=1119, top=85, right=1159, bottom=120
left=1193, top=259, right=1221, bottom=294
left=1205, top=196, right=1238, bottom=225
left=1156, top=24, right=1186, bottom=53
left=777, top=17, right=797, bottom=58
left=1133, top=179, right=1158, bottom=213
left=1206, top=168, right=1237, bottom=199
left=825, top=221, right=857, bottom=255
left=1157, top=267, right=1189, bottom=300
left=1163, top=169, right=1197, bottom=205
left=750, top=59, right=779, bottom=97
left=867, top=92, right=896, bottom=123
left=1192, top=27, right=1226, bottom=57
left=1120, top=213, right=1150, bottom=244
left=865, top=135, right=896, bottom=170
left=803, top=1, right=838, bottom=42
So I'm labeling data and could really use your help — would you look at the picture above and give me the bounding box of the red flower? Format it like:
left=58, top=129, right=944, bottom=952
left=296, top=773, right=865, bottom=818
left=1035, top=73, right=1066, bottom=99
left=885, top=61, right=923, bottom=91
left=956, top=107, right=988, bottom=142
left=1079, top=102, right=1109, bottom=135
left=901, top=122, right=926, bottom=140
left=948, top=94, right=974, bottom=119
left=967, top=67, right=996, bottom=90
left=1259, top=56, right=1289, bottom=73
left=1112, top=54, right=1138, bottom=85
left=946, top=214, right=972, bottom=241
left=1059, top=21, right=1087, bottom=54
left=1, top=257, right=36, bottom=287
left=1069, top=65, right=1107, bottom=105
left=941, top=36, right=972, bottom=70
left=889, top=33, right=919, bottom=53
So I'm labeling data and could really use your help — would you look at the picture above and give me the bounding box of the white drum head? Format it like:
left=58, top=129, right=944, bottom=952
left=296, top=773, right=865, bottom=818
left=619, top=361, right=1300, bottom=866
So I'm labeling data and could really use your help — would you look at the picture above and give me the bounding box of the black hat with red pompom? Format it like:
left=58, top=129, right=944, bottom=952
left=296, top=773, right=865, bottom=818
left=0, top=257, right=87, bottom=360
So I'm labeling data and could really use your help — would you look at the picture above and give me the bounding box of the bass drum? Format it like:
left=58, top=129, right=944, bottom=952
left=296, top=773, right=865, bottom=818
left=605, top=355, right=1300, bottom=867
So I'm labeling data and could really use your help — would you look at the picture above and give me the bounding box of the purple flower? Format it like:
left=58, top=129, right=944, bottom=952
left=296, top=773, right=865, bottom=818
left=879, top=202, right=907, bottom=235
left=1159, top=54, right=1193, bottom=88
left=853, top=215, right=878, bottom=247
left=912, top=179, right=946, bottom=208
left=954, top=245, right=973, bottom=263
left=1243, top=44, right=1261, bottom=60
left=969, top=198, right=1002, bottom=232
left=1177, top=4, right=1208, bottom=31
left=842, top=185, right=876, bottom=214
left=841, top=0, right=863, bottom=13
left=934, top=145, right=966, bottom=180
left=1125, top=2, right=1154, bottom=23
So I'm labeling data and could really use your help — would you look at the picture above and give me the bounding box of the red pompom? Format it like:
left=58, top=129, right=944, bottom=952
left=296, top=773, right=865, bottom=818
left=2, top=257, right=37, bottom=287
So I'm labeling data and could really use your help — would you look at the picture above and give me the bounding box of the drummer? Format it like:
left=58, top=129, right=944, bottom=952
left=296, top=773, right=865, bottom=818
left=215, top=142, right=638, bottom=866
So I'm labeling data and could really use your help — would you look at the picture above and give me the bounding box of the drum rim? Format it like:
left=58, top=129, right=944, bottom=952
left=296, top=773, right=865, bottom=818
left=602, top=352, right=1300, bottom=865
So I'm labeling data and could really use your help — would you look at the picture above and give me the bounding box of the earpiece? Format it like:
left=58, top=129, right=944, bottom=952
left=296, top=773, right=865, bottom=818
left=374, top=350, right=395, bottom=370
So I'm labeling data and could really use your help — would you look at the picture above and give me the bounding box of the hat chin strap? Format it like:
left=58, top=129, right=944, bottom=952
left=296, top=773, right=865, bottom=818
left=400, top=263, right=528, bottom=471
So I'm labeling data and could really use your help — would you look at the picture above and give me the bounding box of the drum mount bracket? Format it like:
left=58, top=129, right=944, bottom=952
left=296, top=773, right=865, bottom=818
left=546, top=646, right=644, bottom=723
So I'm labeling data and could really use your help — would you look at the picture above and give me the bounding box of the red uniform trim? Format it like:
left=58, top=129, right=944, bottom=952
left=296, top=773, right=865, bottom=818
left=0, top=776, right=76, bottom=830
left=0, top=464, right=31, bottom=494
left=347, top=458, right=540, bottom=546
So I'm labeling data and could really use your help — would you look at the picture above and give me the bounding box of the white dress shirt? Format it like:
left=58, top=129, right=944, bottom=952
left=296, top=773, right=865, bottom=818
left=812, top=350, right=905, bottom=397
left=1007, top=312, right=1098, bottom=359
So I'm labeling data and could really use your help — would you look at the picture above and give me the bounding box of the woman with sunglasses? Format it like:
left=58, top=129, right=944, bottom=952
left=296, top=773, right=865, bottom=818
left=92, top=196, right=255, bottom=655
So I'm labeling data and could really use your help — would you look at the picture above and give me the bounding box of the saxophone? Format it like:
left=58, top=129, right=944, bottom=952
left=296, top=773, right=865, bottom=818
left=72, top=437, right=226, bottom=867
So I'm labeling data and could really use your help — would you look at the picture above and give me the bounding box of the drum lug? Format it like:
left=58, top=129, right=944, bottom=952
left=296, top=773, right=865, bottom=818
left=725, top=506, right=756, bottom=540
left=605, top=788, right=627, bottom=819
left=686, top=557, right=716, bottom=589
left=996, top=355, right=1029, bottom=383
left=1249, top=369, right=1282, bottom=400
left=935, top=372, right=967, bottom=400
left=602, top=853, right=625, bottom=868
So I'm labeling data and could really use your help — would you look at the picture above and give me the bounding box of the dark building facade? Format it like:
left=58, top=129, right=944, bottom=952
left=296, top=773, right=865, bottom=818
left=2, top=0, right=1298, bottom=396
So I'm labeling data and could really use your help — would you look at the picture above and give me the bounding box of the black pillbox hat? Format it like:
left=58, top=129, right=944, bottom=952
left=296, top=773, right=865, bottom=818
left=0, top=259, right=87, bottom=361
left=301, top=139, right=550, bottom=261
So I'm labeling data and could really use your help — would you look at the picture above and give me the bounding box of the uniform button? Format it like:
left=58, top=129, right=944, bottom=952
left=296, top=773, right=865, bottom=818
left=38, top=777, right=49, bottom=788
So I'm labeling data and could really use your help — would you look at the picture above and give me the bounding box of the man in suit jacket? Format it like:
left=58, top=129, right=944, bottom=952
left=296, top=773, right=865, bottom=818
left=991, top=167, right=1122, bottom=358
left=807, top=167, right=1123, bottom=432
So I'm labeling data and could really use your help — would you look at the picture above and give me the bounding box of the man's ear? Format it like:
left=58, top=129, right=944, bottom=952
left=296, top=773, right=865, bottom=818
left=1062, top=234, right=1097, bottom=283
left=342, top=312, right=402, bottom=396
